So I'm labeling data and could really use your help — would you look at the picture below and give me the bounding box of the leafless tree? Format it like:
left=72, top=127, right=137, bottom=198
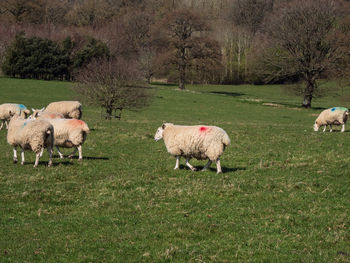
left=159, top=8, right=221, bottom=89
left=73, top=58, right=154, bottom=120
left=263, top=0, right=349, bottom=108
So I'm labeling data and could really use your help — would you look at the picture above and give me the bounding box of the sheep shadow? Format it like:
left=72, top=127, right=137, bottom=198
left=179, top=164, right=246, bottom=173
left=66, top=156, right=109, bottom=160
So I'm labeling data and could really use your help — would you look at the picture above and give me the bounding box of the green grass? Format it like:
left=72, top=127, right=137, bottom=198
left=1, top=77, right=350, bottom=262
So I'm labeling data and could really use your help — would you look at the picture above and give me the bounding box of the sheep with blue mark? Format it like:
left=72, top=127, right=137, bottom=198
left=314, top=107, right=349, bottom=132
left=7, top=112, right=54, bottom=167
left=0, top=103, right=30, bottom=130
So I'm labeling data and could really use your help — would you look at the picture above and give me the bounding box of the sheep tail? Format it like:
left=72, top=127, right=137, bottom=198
left=82, top=123, right=90, bottom=133
left=222, top=132, right=231, bottom=147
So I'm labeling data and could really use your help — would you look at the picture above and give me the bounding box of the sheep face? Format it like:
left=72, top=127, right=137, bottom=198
left=313, top=121, right=320, bottom=131
left=154, top=126, right=164, bottom=141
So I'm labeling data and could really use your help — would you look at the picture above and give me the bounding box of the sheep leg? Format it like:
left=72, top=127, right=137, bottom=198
left=341, top=124, right=345, bottom=132
left=34, top=152, right=40, bottom=167
left=56, top=146, right=64, bottom=159
left=5, top=120, right=8, bottom=129
left=47, top=146, right=53, bottom=167
left=185, top=158, right=197, bottom=171
left=329, top=125, right=333, bottom=132
left=13, top=147, right=18, bottom=163
left=77, top=145, right=83, bottom=160
left=0, top=121, right=3, bottom=130
left=68, top=147, right=78, bottom=159
left=20, top=148, right=25, bottom=165
left=174, top=156, right=180, bottom=170
left=201, top=160, right=212, bottom=171
left=216, top=158, right=222, bottom=174
left=323, top=125, right=327, bottom=132
left=39, top=148, right=44, bottom=157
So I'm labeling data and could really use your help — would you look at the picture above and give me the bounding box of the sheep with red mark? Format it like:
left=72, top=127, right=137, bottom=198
left=7, top=114, right=54, bottom=167
left=154, top=123, right=230, bottom=173
left=32, top=113, right=89, bottom=160
left=0, top=103, right=30, bottom=130
left=44, top=101, right=82, bottom=119
left=30, top=108, right=64, bottom=120
left=314, top=107, right=349, bottom=132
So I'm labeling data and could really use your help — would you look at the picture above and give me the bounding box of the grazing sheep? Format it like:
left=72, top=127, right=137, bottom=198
left=0, top=103, right=30, bottom=130
left=7, top=114, right=54, bottom=167
left=30, top=108, right=64, bottom=119
left=33, top=118, right=90, bottom=160
left=154, top=123, right=230, bottom=173
left=44, top=101, right=82, bottom=119
left=314, top=107, right=349, bottom=132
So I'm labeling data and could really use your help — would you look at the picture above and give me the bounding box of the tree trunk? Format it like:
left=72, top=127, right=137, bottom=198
left=302, top=94, right=312, bottom=108
left=302, top=78, right=315, bottom=108
left=179, top=64, right=186, bottom=90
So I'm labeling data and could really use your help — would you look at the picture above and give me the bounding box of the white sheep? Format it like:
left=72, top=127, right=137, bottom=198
left=0, top=103, right=30, bottom=130
left=44, top=101, right=82, bottom=119
left=32, top=116, right=90, bottom=160
left=313, top=107, right=349, bottom=132
left=30, top=108, right=64, bottom=119
left=154, top=123, right=230, bottom=173
left=7, top=114, right=54, bottom=167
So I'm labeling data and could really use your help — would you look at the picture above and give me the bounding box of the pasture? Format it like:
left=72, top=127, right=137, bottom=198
left=0, top=77, right=350, bottom=262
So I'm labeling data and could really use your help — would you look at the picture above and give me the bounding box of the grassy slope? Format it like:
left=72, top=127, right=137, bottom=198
left=0, top=77, right=349, bottom=262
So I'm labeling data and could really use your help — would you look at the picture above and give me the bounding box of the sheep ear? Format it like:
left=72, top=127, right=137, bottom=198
left=40, top=107, right=45, bottom=111
left=32, top=108, right=35, bottom=112
left=162, top=123, right=166, bottom=129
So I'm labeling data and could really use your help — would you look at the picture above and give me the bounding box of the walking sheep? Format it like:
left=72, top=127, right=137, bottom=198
left=313, top=107, right=349, bottom=132
left=0, top=103, right=30, bottom=130
left=30, top=108, right=64, bottom=119
left=7, top=114, right=54, bottom=167
left=44, top=101, right=82, bottom=119
left=32, top=116, right=90, bottom=160
left=154, top=123, right=230, bottom=174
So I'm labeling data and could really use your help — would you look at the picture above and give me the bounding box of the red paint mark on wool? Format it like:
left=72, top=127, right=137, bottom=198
left=199, top=126, right=208, bottom=132
left=68, top=119, right=84, bottom=127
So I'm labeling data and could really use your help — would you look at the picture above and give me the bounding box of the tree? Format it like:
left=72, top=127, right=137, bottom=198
left=73, top=58, right=154, bottom=120
left=161, top=9, right=212, bottom=89
left=263, top=0, right=349, bottom=108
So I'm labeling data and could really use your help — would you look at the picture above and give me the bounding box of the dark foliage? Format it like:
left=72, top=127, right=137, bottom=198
left=2, top=33, right=109, bottom=80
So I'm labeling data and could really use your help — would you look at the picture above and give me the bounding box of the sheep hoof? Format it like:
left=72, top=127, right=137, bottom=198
left=13, top=159, right=18, bottom=164
left=217, top=171, right=222, bottom=174
left=191, top=168, right=197, bottom=171
left=21, top=162, right=24, bottom=165
left=78, top=158, right=82, bottom=161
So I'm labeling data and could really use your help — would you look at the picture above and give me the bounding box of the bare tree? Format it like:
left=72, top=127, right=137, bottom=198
left=263, top=0, right=349, bottom=108
left=160, top=8, right=221, bottom=89
left=73, top=58, right=154, bottom=120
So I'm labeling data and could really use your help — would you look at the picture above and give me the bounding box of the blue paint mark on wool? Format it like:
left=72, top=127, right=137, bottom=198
left=17, top=104, right=27, bottom=110
left=331, top=107, right=348, bottom=112
left=21, top=122, right=27, bottom=129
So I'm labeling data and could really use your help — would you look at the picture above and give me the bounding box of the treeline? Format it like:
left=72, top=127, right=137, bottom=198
left=0, top=0, right=349, bottom=87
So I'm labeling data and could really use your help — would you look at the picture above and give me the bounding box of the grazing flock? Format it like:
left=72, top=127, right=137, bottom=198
left=0, top=100, right=349, bottom=172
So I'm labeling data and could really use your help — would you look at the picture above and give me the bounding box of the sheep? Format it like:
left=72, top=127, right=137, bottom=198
left=30, top=108, right=64, bottom=120
left=7, top=113, right=54, bottom=167
left=44, top=101, right=82, bottom=119
left=31, top=115, right=90, bottom=160
left=0, top=103, right=30, bottom=130
left=154, top=123, right=230, bottom=173
left=313, top=107, right=349, bottom=132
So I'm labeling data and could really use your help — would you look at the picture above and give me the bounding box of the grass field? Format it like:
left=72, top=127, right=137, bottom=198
left=0, top=77, right=350, bottom=262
